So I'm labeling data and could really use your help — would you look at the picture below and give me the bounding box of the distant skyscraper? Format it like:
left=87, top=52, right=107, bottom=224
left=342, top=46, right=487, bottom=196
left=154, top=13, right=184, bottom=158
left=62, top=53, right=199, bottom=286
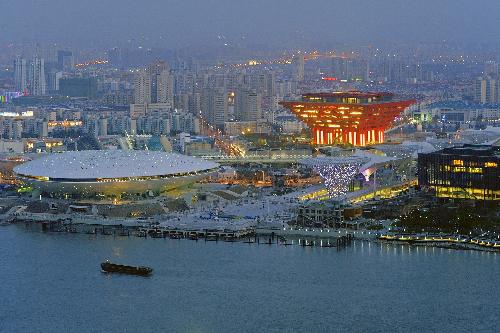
left=292, top=55, right=305, bottom=82
left=332, top=57, right=351, bottom=80
left=247, top=72, right=275, bottom=98
left=29, top=56, right=46, bottom=96
left=57, top=50, right=74, bottom=71
left=235, top=88, right=262, bottom=121
left=188, top=92, right=201, bottom=115
left=156, top=70, right=174, bottom=106
left=134, top=60, right=173, bottom=105
left=201, top=88, right=228, bottom=127
left=332, top=57, right=369, bottom=81
left=474, top=77, right=498, bottom=104
left=14, top=56, right=28, bottom=94
left=484, top=61, right=498, bottom=77
left=147, top=60, right=169, bottom=103
left=378, top=57, right=404, bottom=83
left=47, top=70, right=63, bottom=92
left=134, top=70, right=152, bottom=104
left=265, top=72, right=276, bottom=98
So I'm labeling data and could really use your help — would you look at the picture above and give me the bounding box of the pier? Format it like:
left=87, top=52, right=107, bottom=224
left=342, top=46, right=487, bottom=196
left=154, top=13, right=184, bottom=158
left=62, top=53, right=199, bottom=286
left=14, top=219, right=356, bottom=250
left=6, top=210, right=498, bottom=252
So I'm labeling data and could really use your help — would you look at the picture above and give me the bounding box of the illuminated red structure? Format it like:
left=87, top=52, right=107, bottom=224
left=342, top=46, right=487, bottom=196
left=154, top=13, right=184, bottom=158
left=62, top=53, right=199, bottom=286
left=280, top=92, right=415, bottom=146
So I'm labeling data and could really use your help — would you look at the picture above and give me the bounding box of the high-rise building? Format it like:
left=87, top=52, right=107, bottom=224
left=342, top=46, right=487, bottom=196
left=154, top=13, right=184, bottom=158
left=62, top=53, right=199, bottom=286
left=29, top=56, right=46, bottom=96
left=332, top=57, right=351, bottom=81
left=292, top=55, right=305, bottom=82
left=98, top=118, right=108, bottom=136
left=474, top=77, right=498, bottom=104
left=377, top=57, right=405, bottom=83
left=157, top=70, right=174, bottom=106
left=265, top=72, right=276, bottom=98
left=14, top=57, right=28, bottom=94
left=248, top=72, right=276, bottom=98
left=174, top=93, right=190, bottom=111
left=134, top=60, right=173, bottom=106
left=134, top=70, right=152, bottom=104
left=59, top=77, right=97, bottom=99
left=84, top=118, right=99, bottom=137
left=47, top=70, right=63, bottom=92
left=57, top=50, right=74, bottom=71
left=13, top=120, right=23, bottom=140
left=201, top=88, right=228, bottom=127
left=332, top=57, right=369, bottom=82
left=147, top=60, right=169, bottom=103
left=235, top=88, right=262, bottom=121
left=188, top=92, right=201, bottom=115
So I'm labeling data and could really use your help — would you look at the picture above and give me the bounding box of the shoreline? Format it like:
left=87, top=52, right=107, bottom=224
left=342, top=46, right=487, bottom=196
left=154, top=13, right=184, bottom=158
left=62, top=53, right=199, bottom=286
left=377, top=235, right=500, bottom=253
left=3, top=218, right=499, bottom=253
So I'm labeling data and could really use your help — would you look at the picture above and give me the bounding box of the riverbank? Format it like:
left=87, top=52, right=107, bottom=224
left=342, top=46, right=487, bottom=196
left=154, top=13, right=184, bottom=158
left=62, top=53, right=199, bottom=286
left=3, top=215, right=498, bottom=253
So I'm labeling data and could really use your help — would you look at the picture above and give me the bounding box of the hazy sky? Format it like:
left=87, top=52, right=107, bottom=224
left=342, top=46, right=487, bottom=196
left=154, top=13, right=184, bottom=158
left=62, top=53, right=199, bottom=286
left=2, top=0, right=500, bottom=49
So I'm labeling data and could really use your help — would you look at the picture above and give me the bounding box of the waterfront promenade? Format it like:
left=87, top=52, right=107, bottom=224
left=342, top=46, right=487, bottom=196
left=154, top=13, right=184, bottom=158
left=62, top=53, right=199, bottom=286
left=5, top=208, right=499, bottom=252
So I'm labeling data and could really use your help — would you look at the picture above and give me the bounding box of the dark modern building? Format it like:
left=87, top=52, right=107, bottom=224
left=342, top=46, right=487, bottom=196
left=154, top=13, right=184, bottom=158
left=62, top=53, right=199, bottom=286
left=59, top=77, right=97, bottom=99
left=418, top=145, right=500, bottom=201
left=57, top=50, right=74, bottom=71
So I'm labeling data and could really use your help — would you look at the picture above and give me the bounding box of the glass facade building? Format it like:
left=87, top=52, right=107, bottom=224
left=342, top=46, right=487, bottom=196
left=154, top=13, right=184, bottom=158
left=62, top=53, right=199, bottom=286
left=418, top=145, right=500, bottom=201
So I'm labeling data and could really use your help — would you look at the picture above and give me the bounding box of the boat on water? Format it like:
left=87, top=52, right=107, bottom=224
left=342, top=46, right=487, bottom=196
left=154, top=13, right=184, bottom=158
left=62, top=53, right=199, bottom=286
left=101, top=261, right=153, bottom=276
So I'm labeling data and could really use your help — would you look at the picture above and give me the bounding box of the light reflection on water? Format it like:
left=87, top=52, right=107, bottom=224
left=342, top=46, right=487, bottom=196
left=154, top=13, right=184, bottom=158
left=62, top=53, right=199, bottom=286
left=0, top=225, right=498, bottom=332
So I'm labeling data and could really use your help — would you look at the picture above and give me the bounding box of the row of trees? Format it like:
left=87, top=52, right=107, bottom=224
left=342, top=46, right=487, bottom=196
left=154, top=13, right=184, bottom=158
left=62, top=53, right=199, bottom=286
left=396, top=205, right=499, bottom=235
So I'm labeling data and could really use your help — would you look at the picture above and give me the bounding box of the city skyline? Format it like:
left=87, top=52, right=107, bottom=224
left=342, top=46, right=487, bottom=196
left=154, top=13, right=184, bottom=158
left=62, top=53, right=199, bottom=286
left=0, top=2, right=499, bottom=332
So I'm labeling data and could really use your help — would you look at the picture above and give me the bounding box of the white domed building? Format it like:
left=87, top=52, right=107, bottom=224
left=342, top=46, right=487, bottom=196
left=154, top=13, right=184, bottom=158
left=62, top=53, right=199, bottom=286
left=14, top=150, right=219, bottom=198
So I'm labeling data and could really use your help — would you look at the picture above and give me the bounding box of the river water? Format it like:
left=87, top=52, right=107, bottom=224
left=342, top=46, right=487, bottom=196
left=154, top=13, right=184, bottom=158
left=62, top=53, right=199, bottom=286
left=0, top=225, right=498, bottom=332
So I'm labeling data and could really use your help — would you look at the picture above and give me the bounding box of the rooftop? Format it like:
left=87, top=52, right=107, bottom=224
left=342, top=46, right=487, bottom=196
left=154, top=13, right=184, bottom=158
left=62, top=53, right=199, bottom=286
left=300, top=91, right=396, bottom=104
left=14, top=150, right=219, bottom=180
left=427, top=145, right=500, bottom=158
left=280, top=91, right=414, bottom=106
